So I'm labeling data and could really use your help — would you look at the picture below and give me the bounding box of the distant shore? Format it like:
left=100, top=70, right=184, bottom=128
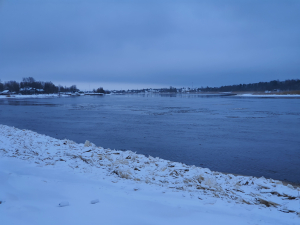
left=0, top=94, right=67, bottom=98
left=0, top=93, right=104, bottom=99
left=1, top=92, right=300, bottom=99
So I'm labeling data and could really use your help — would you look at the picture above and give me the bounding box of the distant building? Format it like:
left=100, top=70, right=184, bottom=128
left=0, top=90, right=10, bottom=95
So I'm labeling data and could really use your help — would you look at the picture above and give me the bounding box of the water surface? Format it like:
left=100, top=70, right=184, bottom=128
left=0, top=94, right=299, bottom=184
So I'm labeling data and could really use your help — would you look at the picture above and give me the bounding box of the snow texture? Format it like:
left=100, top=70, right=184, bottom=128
left=0, top=94, right=68, bottom=99
left=0, top=124, right=299, bottom=225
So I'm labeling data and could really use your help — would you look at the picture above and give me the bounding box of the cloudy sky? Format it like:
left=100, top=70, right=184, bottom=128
left=1, top=0, right=300, bottom=90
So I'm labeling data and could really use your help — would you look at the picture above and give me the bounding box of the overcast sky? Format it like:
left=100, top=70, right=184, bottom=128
left=1, top=0, right=300, bottom=90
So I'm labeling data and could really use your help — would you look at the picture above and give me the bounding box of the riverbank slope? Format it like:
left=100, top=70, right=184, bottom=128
left=0, top=125, right=299, bottom=224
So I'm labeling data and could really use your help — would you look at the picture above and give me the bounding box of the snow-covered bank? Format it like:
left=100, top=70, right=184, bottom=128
left=237, top=94, right=300, bottom=98
left=0, top=125, right=299, bottom=224
left=0, top=94, right=69, bottom=99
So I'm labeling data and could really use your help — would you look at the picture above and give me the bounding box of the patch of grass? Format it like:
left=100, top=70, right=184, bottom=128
left=113, top=169, right=132, bottom=179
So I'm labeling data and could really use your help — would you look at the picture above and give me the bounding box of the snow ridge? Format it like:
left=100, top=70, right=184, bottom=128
left=0, top=124, right=299, bottom=215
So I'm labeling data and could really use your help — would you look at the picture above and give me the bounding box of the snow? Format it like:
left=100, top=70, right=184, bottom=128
left=0, top=124, right=299, bottom=224
left=0, top=94, right=69, bottom=99
left=238, top=94, right=300, bottom=97
left=1, top=93, right=299, bottom=99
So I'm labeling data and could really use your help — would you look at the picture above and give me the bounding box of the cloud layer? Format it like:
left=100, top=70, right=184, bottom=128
left=1, top=1, right=300, bottom=89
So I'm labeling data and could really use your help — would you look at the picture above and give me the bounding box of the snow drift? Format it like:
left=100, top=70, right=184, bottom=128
left=0, top=124, right=299, bottom=224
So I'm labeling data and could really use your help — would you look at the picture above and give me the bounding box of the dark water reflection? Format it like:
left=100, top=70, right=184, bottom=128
left=0, top=94, right=299, bottom=184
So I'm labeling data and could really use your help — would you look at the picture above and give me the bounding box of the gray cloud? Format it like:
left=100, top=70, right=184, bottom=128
left=1, top=0, right=300, bottom=89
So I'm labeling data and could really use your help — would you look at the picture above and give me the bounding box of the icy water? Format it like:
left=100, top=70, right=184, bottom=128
left=0, top=94, right=299, bottom=184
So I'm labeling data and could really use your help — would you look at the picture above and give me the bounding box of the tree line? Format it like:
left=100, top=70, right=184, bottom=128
left=0, top=77, right=79, bottom=94
left=198, top=79, right=300, bottom=92
left=1, top=77, right=299, bottom=94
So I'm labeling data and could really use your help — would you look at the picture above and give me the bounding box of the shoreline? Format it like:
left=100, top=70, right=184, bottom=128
left=0, top=124, right=299, bottom=216
left=221, top=171, right=300, bottom=188
left=1, top=92, right=300, bottom=99
left=0, top=94, right=69, bottom=98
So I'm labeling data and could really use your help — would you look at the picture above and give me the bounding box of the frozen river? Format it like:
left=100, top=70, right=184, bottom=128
left=0, top=94, right=299, bottom=184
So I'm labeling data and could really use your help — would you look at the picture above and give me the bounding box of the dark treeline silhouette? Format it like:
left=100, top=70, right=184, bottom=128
left=198, top=79, right=300, bottom=92
left=93, top=87, right=105, bottom=94
left=160, top=86, right=177, bottom=93
left=0, top=77, right=79, bottom=94
left=1, top=77, right=299, bottom=94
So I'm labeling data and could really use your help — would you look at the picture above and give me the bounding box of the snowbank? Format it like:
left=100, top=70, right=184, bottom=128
left=238, top=94, right=300, bottom=98
left=0, top=94, right=69, bottom=99
left=0, top=124, right=299, bottom=224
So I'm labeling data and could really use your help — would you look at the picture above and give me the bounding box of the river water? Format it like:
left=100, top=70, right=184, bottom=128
left=0, top=94, right=299, bottom=184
